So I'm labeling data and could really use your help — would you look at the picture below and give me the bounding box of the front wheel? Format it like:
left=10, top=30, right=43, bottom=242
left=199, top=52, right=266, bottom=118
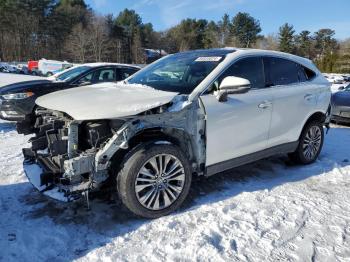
left=289, top=121, right=324, bottom=164
left=116, top=143, right=192, bottom=218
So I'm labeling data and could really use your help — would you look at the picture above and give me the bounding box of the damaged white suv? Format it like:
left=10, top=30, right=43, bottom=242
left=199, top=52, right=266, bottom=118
left=23, top=48, right=331, bottom=218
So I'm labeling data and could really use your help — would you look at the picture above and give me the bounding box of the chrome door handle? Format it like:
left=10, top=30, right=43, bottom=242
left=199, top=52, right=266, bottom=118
left=258, top=101, right=272, bottom=109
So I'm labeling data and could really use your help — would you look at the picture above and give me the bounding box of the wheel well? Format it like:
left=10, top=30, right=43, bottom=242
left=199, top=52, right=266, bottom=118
left=109, top=127, right=196, bottom=175
left=305, top=112, right=326, bottom=126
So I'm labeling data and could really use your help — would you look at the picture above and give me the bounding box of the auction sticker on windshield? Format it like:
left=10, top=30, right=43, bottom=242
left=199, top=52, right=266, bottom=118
left=195, top=57, right=222, bottom=62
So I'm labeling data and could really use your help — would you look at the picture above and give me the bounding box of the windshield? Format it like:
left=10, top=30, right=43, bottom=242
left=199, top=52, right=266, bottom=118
left=127, top=53, right=226, bottom=94
left=55, top=66, right=91, bottom=82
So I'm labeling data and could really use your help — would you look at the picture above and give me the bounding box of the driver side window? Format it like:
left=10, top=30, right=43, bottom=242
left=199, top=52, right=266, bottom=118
left=77, top=73, right=93, bottom=85
left=208, top=57, right=265, bottom=93
left=77, top=68, right=115, bottom=85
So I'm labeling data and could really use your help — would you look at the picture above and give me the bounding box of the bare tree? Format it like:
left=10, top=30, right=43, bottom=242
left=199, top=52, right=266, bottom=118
left=64, top=23, right=90, bottom=63
left=89, top=15, right=112, bottom=62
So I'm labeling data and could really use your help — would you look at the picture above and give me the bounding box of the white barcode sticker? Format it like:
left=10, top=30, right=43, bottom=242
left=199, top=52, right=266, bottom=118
left=195, top=57, right=222, bottom=62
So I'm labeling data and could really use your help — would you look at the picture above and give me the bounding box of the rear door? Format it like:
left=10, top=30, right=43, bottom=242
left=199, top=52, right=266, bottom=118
left=264, top=57, right=318, bottom=147
left=201, top=56, right=274, bottom=166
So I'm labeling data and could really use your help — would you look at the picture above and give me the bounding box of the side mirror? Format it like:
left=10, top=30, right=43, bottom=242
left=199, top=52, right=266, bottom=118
left=216, top=76, right=251, bottom=102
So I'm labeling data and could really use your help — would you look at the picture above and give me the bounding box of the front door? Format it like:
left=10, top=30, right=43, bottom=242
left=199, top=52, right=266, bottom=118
left=200, top=56, right=273, bottom=166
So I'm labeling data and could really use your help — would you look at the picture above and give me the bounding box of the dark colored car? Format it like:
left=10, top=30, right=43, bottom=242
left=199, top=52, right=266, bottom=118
left=331, top=84, right=350, bottom=124
left=0, top=63, right=140, bottom=133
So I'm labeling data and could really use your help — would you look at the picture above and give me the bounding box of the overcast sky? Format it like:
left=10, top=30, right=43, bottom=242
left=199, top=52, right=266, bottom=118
left=86, top=0, right=350, bottom=39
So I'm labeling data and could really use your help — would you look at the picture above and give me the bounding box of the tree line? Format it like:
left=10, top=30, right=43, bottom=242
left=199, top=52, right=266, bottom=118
left=0, top=0, right=349, bottom=73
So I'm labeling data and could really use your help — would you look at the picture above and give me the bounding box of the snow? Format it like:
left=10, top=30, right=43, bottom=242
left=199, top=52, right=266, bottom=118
left=0, top=73, right=46, bottom=87
left=35, top=83, right=178, bottom=120
left=1, top=120, right=350, bottom=261
left=331, top=83, right=349, bottom=93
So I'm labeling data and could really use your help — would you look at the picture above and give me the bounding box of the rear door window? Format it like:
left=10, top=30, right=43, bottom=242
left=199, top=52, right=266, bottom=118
left=118, top=67, right=139, bottom=81
left=264, top=57, right=300, bottom=86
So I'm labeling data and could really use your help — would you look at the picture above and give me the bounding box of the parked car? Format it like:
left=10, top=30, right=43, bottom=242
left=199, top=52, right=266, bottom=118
left=0, top=63, right=140, bottom=133
left=16, top=64, right=29, bottom=74
left=331, top=83, right=350, bottom=123
left=22, top=48, right=331, bottom=218
left=38, top=59, right=73, bottom=76
left=0, top=63, right=17, bottom=73
left=325, top=74, right=345, bottom=84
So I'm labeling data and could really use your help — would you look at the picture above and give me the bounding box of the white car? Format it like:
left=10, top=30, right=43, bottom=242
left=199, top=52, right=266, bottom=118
left=38, top=59, right=73, bottom=76
left=23, top=48, right=331, bottom=218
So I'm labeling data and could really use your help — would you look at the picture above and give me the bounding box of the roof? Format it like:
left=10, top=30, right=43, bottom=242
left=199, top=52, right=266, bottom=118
left=174, top=47, right=317, bottom=72
left=173, top=48, right=237, bottom=57
left=80, top=62, right=141, bottom=69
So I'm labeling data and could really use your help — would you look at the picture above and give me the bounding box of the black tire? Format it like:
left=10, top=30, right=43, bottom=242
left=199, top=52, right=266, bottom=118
left=289, top=121, right=324, bottom=164
left=116, top=142, right=192, bottom=218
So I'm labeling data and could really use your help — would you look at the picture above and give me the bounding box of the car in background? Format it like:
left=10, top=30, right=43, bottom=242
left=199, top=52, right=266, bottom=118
left=0, top=63, right=140, bottom=133
left=38, top=59, right=73, bottom=76
left=0, top=63, right=17, bottom=73
left=16, top=64, right=30, bottom=74
left=342, top=75, right=350, bottom=82
left=325, top=74, right=346, bottom=84
left=331, top=83, right=350, bottom=124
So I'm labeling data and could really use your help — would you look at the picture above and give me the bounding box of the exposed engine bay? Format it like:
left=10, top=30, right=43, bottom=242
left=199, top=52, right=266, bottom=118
left=22, top=98, right=206, bottom=202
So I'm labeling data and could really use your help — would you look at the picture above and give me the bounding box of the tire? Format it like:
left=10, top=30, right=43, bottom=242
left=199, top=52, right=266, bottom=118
left=116, top=142, right=192, bottom=218
left=289, top=121, right=324, bottom=164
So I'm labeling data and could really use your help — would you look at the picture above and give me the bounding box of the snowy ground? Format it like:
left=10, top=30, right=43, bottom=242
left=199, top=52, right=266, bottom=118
left=0, top=120, right=350, bottom=262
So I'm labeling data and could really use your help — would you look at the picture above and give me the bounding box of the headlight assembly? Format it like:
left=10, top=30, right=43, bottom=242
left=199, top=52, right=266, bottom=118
left=2, top=92, right=34, bottom=100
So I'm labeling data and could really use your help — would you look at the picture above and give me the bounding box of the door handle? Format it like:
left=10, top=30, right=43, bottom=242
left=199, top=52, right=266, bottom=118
left=258, top=101, right=272, bottom=109
left=304, top=94, right=313, bottom=101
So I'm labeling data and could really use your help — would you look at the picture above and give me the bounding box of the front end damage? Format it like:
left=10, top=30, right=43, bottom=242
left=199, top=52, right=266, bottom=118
left=23, top=98, right=206, bottom=202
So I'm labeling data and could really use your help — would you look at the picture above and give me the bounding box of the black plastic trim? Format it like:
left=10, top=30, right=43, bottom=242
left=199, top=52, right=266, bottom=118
left=206, top=141, right=299, bottom=176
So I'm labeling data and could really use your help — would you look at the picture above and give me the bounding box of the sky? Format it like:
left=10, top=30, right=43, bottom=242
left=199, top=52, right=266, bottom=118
left=86, top=0, right=350, bottom=39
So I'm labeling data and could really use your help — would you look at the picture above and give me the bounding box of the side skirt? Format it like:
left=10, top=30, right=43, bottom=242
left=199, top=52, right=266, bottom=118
left=205, top=141, right=299, bottom=177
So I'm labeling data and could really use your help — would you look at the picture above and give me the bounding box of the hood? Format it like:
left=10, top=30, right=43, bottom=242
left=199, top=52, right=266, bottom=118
left=0, top=73, right=47, bottom=88
left=332, top=90, right=350, bottom=107
left=0, top=79, right=53, bottom=94
left=36, top=83, right=179, bottom=120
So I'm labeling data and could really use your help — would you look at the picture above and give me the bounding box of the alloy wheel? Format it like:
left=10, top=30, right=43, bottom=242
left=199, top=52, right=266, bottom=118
left=135, top=154, right=186, bottom=211
left=302, top=125, right=322, bottom=161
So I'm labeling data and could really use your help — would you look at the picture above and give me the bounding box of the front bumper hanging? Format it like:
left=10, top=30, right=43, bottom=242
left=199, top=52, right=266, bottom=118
left=23, top=161, right=73, bottom=202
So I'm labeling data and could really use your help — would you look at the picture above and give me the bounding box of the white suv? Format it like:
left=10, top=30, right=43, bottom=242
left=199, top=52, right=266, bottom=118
left=23, top=48, right=331, bottom=218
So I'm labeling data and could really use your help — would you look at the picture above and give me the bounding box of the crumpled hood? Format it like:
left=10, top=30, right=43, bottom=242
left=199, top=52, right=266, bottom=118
left=36, top=82, right=179, bottom=120
left=0, top=73, right=46, bottom=88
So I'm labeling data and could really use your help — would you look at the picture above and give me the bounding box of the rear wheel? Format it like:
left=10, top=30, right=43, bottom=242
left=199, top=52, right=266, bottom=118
left=289, top=121, right=324, bottom=164
left=116, top=143, right=192, bottom=218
